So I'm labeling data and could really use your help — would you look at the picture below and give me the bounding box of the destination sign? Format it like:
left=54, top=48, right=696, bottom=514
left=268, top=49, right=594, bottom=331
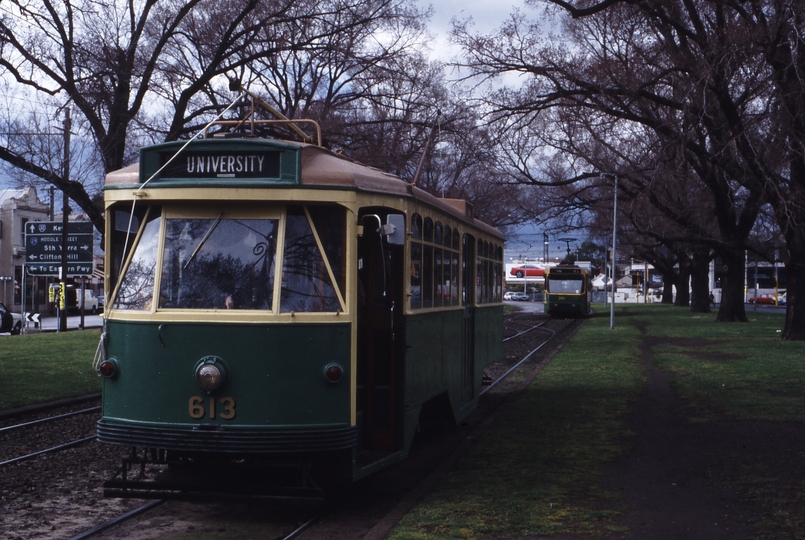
left=160, top=151, right=281, bottom=179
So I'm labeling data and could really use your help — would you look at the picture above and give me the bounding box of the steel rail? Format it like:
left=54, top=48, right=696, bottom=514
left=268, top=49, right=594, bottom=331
left=502, top=319, right=549, bottom=343
left=0, top=435, right=97, bottom=467
left=67, top=500, right=165, bottom=540
left=481, top=319, right=572, bottom=396
left=283, top=515, right=320, bottom=539
left=0, top=406, right=101, bottom=433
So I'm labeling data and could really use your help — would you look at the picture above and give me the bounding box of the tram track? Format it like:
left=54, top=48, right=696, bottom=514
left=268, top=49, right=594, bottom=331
left=0, top=404, right=100, bottom=468
left=66, top=500, right=165, bottom=540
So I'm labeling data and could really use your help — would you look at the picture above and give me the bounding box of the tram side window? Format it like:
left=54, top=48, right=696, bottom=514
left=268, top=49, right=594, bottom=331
left=307, top=206, right=346, bottom=296
left=452, top=229, right=460, bottom=306
left=422, top=243, right=433, bottom=309
left=114, top=209, right=162, bottom=310
left=280, top=206, right=341, bottom=312
left=159, top=217, right=278, bottom=310
left=476, top=239, right=484, bottom=303
left=410, top=242, right=422, bottom=309
left=410, top=214, right=465, bottom=310
left=494, top=246, right=503, bottom=302
left=473, top=239, right=503, bottom=305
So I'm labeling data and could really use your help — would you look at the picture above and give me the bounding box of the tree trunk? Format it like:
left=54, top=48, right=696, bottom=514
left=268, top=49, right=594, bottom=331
left=690, top=248, right=711, bottom=313
left=661, top=272, right=675, bottom=304
left=780, top=235, right=805, bottom=339
left=715, top=249, right=749, bottom=322
left=675, top=260, right=690, bottom=307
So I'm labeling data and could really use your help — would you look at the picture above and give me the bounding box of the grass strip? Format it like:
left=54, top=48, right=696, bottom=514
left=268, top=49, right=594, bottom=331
left=391, top=304, right=805, bottom=539
left=638, top=305, right=805, bottom=422
left=391, top=308, right=645, bottom=538
left=0, top=330, right=101, bottom=411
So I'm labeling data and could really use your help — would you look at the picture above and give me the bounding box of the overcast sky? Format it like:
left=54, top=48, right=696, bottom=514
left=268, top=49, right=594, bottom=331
left=425, top=0, right=521, bottom=60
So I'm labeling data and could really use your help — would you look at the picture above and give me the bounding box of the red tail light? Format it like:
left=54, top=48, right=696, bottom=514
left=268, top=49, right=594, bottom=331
left=324, top=363, right=344, bottom=383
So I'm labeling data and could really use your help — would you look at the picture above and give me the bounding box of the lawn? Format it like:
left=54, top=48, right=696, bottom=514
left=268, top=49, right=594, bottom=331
left=0, top=330, right=102, bottom=411
left=390, top=304, right=803, bottom=539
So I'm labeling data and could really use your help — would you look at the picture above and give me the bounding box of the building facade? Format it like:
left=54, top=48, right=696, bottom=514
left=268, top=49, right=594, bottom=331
left=0, top=187, right=51, bottom=312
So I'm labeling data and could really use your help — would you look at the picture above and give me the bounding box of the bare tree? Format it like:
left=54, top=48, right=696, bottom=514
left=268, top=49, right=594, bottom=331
left=452, top=0, right=790, bottom=325
left=0, top=0, right=432, bottom=233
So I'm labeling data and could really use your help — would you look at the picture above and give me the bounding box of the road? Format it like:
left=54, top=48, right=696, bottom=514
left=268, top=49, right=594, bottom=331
left=505, top=299, right=545, bottom=313
left=20, top=312, right=103, bottom=334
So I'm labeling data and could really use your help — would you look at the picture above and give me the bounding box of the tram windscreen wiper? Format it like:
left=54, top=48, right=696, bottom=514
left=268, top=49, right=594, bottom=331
left=183, top=214, right=223, bottom=269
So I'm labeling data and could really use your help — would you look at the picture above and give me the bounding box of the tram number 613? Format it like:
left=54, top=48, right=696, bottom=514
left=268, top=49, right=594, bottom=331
left=188, top=396, right=236, bottom=420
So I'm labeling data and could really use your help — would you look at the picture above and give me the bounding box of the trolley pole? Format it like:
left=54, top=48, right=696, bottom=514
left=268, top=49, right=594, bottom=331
left=610, top=174, right=618, bottom=330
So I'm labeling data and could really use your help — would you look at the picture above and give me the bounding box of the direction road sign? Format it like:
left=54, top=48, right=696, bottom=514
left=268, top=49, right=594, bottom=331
left=26, top=263, right=94, bottom=276
left=25, top=221, right=95, bottom=276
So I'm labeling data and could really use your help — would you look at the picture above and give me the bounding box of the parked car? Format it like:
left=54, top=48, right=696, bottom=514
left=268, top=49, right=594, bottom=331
left=0, top=302, right=22, bottom=335
left=503, top=291, right=515, bottom=300
left=510, top=264, right=545, bottom=278
left=509, top=292, right=530, bottom=301
left=748, top=294, right=778, bottom=305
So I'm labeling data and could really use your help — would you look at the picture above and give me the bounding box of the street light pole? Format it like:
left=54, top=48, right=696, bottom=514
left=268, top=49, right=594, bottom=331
left=611, top=174, right=618, bottom=330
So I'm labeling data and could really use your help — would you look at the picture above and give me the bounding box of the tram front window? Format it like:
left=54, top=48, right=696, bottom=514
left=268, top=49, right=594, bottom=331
left=548, top=279, right=583, bottom=294
left=159, top=218, right=278, bottom=310
left=114, top=211, right=162, bottom=310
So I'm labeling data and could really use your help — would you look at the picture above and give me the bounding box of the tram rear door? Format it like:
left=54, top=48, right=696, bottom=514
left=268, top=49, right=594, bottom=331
left=357, top=211, right=405, bottom=453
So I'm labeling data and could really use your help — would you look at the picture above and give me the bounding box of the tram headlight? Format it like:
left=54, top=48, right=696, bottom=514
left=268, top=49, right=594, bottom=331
left=323, top=362, right=344, bottom=384
left=194, top=356, right=229, bottom=394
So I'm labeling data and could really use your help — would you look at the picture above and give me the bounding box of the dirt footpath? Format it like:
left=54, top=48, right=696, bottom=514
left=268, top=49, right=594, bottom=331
left=603, top=320, right=805, bottom=539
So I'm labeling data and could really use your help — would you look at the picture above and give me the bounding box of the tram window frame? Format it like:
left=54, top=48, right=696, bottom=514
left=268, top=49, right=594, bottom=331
left=434, top=245, right=443, bottom=308
left=409, top=214, right=463, bottom=311
left=280, top=205, right=344, bottom=313
left=473, top=237, right=503, bottom=306
left=112, top=206, right=163, bottom=311
left=410, top=242, right=422, bottom=310
left=111, top=203, right=348, bottom=315
left=423, top=243, right=433, bottom=309
left=108, top=203, right=150, bottom=300
left=157, top=206, right=282, bottom=311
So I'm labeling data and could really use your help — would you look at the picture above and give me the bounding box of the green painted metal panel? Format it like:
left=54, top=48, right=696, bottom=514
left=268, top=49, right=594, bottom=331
left=102, top=321, right=351, bottom=427
left=403, top=310, right=463, bottom=404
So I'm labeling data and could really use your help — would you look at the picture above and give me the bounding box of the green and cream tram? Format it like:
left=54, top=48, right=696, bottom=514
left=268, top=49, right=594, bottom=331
left=96, top=127, right=504, bottom=499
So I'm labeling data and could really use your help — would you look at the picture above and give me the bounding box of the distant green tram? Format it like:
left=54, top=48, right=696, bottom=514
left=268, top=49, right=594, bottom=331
left=544, top=265, right=593, bottom=317
left=96, top=121, right=504, bottom=499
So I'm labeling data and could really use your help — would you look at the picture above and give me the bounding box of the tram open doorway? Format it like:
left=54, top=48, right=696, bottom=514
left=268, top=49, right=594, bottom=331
left=356, top=210, right=405, bottom=459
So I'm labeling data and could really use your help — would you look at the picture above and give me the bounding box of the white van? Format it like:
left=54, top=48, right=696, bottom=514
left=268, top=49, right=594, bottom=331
left=78, top=290, right=100, bottom=313
left=50, top=284, right=100, bottom=314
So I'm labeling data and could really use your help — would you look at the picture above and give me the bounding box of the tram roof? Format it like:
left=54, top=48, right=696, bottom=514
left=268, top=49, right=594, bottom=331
left=105, top=140, right=503, bottom=239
